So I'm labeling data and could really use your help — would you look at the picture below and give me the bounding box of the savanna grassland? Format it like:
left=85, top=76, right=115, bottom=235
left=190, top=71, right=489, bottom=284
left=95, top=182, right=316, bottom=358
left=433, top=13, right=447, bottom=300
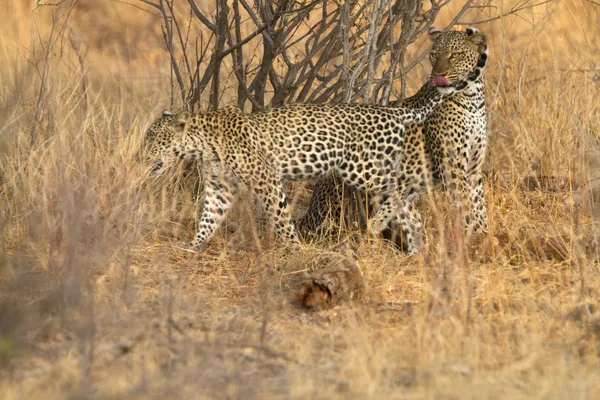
left=1, top=0, right=600, bottom=398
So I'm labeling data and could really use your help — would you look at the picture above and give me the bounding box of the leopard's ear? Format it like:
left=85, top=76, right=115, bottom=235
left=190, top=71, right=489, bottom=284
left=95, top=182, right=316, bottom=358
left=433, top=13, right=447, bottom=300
left=429, top=27, right=443, bottom=41
left=465, top=27, right=480, bottom=36
left=162, top=109, right=173, bottom=117
left=171, top=111, right=191, bottom=138
left=468, top=31, right=487, bottom=48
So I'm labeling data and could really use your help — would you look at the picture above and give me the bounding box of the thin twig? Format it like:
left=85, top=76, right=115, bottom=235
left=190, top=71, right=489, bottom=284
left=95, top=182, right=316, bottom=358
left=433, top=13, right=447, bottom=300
left=30, top=0, right=79, bottom=145
left=458, top=0, right=553, bottom=25
left=493, top=5, right=554, bottom=137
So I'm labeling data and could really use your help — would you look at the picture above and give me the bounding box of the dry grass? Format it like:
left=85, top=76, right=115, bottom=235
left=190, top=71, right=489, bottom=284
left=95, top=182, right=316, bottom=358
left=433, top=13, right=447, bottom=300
left=1, top=0, right=600, bottom=398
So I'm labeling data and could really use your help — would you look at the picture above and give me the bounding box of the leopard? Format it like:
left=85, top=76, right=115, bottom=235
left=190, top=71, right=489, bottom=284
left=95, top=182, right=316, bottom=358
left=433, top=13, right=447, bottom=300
left=142, top=39, right=488, bottom=253
left=296, top=27, right=490, bottom=252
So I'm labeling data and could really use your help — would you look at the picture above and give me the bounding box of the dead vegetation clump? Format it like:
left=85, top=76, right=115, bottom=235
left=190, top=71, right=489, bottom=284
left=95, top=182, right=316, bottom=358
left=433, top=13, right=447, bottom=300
left=296, top=242, right=365, bottom=311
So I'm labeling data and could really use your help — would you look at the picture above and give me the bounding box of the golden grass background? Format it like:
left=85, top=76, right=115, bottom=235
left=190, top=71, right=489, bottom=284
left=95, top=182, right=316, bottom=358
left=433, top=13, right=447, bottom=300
left=1, top=0, right=600, bottom=398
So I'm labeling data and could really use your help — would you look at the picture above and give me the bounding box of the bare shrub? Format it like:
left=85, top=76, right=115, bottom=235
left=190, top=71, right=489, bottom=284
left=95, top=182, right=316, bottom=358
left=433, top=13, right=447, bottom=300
left=141, top=0, right=490, bottom=110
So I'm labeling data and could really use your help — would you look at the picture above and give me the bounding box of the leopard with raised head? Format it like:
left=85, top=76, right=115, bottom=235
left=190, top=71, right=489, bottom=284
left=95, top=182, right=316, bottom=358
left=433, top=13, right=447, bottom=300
left=142, top=39, right=487, bottom=253
left=297, top=27, right=489, bottom=251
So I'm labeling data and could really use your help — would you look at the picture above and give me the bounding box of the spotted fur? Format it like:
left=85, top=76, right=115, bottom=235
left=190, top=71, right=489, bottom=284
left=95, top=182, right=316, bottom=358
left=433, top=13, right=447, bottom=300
left=144, top=46, right=487, bottom=252
left=298, top=27, right=490, bottom=251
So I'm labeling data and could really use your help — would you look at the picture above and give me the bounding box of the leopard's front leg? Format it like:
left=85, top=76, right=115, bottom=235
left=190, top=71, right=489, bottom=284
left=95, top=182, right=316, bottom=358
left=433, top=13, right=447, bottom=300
left=439, top=135, right=474, bottom=237
left=466, top=134, right=489, bottom=234
left=468, top=174, right=488, bottom=234
left=191, top=171, right=236, bottom=250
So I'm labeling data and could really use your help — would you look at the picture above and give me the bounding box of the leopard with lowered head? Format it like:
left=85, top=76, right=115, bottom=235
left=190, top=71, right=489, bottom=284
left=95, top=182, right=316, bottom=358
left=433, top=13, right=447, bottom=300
left=297, top=27, right=490, bottom=251
left=141, top=109, right=176, bottom=174
left=143, top=40, right=487, bottom=252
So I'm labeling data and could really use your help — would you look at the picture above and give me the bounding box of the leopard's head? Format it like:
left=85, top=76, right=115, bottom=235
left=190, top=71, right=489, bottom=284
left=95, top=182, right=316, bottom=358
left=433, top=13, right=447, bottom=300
left=140, top=109, right=179, bottom=174
left=141, top=106, right=241, bottom=175
left=428, top=27, right=487, bottom=88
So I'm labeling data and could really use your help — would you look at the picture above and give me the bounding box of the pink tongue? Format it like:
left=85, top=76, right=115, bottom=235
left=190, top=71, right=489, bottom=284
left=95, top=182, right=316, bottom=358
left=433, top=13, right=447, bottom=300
left=431, top=76, right=450, bottom=87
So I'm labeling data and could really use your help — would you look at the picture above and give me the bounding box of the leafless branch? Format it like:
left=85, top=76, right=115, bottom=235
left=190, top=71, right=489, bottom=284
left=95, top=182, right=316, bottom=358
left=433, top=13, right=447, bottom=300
left=141, top=0, right=550, bottom=110
left=186, top=0, right=217, bottom=31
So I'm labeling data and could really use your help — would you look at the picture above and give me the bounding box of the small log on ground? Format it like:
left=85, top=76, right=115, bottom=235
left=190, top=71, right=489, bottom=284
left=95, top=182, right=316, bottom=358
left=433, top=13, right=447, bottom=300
left=296, top=242, right=365, bottom=311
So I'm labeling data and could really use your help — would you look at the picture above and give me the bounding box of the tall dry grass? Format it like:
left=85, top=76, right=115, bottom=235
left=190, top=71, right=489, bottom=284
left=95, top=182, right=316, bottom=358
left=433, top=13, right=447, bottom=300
left=1, top=0, right=600, bottom=398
